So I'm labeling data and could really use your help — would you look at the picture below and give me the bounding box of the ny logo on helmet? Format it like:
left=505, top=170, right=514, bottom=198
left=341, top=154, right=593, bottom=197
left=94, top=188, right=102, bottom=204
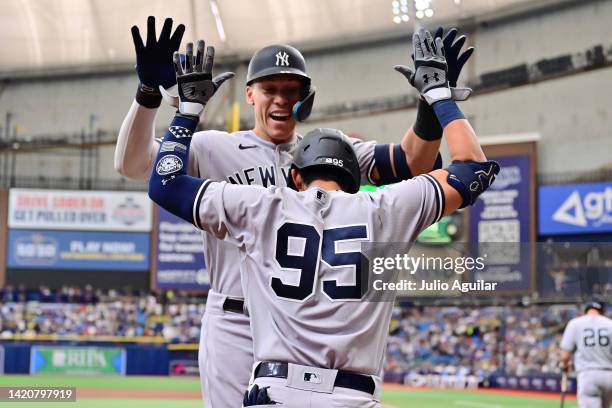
left=275, top=51, right=290, bottom=66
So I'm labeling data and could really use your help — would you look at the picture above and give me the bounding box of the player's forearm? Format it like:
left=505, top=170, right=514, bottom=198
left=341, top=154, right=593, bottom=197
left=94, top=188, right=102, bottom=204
left=432, top=99, right=486, bottom=162
left=114, top=100, right=160, bottom=179
left=560, top=350, right=572, bottom=370
left=400, top=128, right=442, bottom=176
left=148, top=114, right=206, bottom=227
left=399, top=99, right=444, bottom=176
left=429, top=100, right=498, bottom=214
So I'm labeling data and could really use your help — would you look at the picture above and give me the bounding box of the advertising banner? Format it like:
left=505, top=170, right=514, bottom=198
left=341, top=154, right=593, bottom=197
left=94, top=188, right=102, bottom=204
left=7, top=230, right=150, bottom=271
left=537, top=242, right=612, bottom=300
left=487, top=374, right=576, bottom=393
left=1, top=189, right=8, bottom=286
left=468, top=155, right=532, bottom=291
left=155, top=207, right=209, bottom=290
left=402, top=373, right=480, bottom=389
left=30, top=346, right=126, bottom=375
left=8, top=189, right=152, bottom=232
left=539, top=182, right=612, bottom=235
left=169, top=359, right=199, bottom=376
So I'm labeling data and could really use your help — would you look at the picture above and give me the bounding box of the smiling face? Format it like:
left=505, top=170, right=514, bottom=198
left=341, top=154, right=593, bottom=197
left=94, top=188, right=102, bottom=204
left=246, top=74, right=304, bottom=144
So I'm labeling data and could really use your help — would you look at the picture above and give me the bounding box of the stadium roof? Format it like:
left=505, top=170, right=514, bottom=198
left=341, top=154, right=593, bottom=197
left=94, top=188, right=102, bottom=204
left=0, top=0, right=570, bottom=73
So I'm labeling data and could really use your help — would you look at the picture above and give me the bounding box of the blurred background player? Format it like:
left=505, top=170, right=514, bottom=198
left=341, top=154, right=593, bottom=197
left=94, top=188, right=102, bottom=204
left=147, top=28, right=498, bottom=408
left=560, top=300, right=612, bottom=408
left=115, top=16, right=474, bottom=407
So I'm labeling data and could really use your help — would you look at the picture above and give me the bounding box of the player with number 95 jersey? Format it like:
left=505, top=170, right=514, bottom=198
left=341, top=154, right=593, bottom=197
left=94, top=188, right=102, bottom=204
left=149, top=28, right=498, bottom=407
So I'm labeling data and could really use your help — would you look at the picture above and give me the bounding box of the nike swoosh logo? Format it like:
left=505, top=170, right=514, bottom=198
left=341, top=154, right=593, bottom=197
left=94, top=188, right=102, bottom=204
left=238, top=144, right=258, bottom=150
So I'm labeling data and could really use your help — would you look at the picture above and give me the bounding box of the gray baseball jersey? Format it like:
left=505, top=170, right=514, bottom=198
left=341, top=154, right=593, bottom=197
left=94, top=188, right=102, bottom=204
left=560, top=314, right=612, bottom=372
left=182, top=129, right=376, bottom=297
left=193, top=174, right=443, bottom=375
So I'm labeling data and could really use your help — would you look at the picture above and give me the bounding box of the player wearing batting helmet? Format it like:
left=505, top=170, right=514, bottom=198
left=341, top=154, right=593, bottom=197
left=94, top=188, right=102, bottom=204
left=148, top=28, right=498, bottom=407
left=560, top=299, right=612, bottom=408
left=118, top=16, right=474, bottom=407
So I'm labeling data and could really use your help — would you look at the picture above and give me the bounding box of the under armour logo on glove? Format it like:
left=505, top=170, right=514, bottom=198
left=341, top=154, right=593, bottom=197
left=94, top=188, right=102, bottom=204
left=180, top=81, right=214, bottom=102
left=169, top=126, right=192, bottom=138
left=422, top=73, right=440, bottom=84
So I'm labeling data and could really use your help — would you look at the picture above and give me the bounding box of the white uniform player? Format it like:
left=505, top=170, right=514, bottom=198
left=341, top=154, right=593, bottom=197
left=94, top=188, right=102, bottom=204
left=148, top=29, right=496, bottom=407
left=561, top=302, right=612, bottom=408
left=118, top=19, right=472, bottom=407
left=177, top=128, right=376, bottom=407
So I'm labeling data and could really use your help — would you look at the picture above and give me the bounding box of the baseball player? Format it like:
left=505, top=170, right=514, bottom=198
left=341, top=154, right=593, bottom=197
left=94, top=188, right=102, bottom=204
left=117, top=17, right=474, bottom=407
left=147, top=28, right=497, bottom=407
left=560, top=300, right=612, bottom=408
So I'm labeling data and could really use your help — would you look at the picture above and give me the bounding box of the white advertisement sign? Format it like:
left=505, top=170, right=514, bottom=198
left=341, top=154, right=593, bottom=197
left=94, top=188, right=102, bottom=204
left=8, top=189, right=152, bottom=232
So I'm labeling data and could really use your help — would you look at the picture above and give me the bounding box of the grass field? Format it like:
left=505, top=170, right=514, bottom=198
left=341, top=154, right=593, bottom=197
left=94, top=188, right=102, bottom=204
left=0, top=375, right=577, bottom=408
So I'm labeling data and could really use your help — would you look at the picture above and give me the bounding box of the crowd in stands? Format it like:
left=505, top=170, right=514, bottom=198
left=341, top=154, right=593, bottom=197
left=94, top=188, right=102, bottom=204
left=0, top=286, right=204, bottom=343
left=384, top=304, right=587, bottom=378
left=1, top=285, right=610, bottom=377
left=386, top=306, right=503, bottom=378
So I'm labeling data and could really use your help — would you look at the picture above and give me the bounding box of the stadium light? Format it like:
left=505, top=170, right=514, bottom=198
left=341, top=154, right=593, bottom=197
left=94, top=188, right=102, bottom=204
left=391, top=0, right=410, bottom=24
left=209, top=0, right=226, bottom=42
left=414, top=0, right=434, bottom=19
left=391, top=0, right=434, bottom=22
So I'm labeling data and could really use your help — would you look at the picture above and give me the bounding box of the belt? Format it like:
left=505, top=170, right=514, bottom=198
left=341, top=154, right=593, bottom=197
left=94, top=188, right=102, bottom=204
left=222, top=297, right=245, bottom=314
left=254, top=362, right=375, bottom=395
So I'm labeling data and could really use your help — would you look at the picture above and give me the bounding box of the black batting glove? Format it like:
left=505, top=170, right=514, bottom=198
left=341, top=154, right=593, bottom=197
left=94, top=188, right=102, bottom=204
left=131, top=16, right=185, bottom=107
left=434, top=27, right=474, bottom=88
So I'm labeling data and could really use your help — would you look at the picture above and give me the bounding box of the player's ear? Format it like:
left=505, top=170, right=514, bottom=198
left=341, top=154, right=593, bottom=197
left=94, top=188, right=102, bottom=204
left=291, top=168, right=305, bottom=191
left=245, top=86, right=255, bottom=105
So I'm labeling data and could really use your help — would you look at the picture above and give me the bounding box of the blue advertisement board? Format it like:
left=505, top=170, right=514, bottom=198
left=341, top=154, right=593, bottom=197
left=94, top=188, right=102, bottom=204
left=155, top=207, right=209, bottom=290
left=468, top=155, right=531, bottom=291
left=7, top=230, right=150, bottom=271
left=539, top=182, right=612, bottom=235
left=488, top=374, right=576, bottom=393
left=30, top=346, right=126, bottom=376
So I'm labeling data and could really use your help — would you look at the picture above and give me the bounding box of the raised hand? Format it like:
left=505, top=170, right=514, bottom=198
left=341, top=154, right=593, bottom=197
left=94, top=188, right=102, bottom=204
left=173, top=40, right=235, bottom=117
left=434, top=27, right=474, bottom=101
left=394, top=28, right=451, bottom=105
left=131, top=16, right=185, bottom=91
left=434, top=27, right=474, bottom=87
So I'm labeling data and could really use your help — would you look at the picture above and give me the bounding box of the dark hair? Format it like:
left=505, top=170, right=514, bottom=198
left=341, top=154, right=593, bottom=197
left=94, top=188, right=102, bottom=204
left=296, top=165, right=356, bottom=193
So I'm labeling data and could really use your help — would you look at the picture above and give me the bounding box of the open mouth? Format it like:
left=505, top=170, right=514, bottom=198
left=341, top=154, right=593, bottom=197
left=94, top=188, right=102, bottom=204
left=269, top=112, right=292, bottom=122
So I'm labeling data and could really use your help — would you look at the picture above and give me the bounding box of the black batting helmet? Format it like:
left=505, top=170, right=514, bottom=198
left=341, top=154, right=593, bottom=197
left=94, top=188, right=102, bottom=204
left=292, top=128, right=360, bottom=194
left=246, top=44, right=315, bottom=122
left=246, top=44, right=310, bottom=85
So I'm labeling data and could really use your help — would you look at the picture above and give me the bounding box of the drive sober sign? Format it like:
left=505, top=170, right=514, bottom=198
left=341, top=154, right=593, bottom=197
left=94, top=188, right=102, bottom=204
left=9, top=189, right=152, bottom=232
